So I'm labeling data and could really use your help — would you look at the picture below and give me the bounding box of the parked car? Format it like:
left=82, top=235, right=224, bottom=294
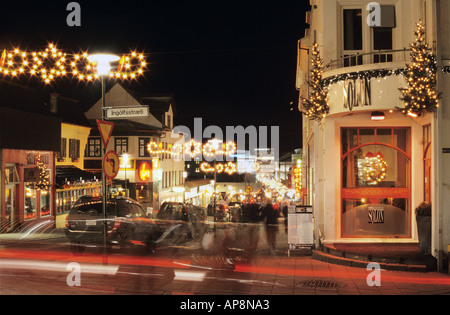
left=155, top=202, right=207, bottom=243
left=65, top=196, right=157, bottom=254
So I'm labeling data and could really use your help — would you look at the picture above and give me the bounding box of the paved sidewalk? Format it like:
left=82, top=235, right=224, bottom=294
left=226, top=255, right=450, bottom=295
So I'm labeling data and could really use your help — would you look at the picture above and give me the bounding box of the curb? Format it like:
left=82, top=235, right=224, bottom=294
left=312, top=250, right=428, bottom=272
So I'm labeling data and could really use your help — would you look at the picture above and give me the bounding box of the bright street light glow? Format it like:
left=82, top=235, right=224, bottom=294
left=87, top=54, right=120, bottom=75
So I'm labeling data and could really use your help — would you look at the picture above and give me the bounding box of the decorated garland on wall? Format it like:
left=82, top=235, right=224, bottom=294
left=398, top=20, right=442, bottom=117
left=322, top=68, right=408, bottom=87
left=300, top=42, right=330, bottom=121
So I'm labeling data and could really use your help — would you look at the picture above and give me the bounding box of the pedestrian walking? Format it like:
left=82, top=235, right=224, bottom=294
left=282, top=201, right=289, bottom=234
left=261, top=199, right=278, bottom=255
left=242, top=199, right=261, bottom=260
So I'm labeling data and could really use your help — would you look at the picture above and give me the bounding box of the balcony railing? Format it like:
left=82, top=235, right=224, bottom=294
left=325, top=49, right=412, bottom=71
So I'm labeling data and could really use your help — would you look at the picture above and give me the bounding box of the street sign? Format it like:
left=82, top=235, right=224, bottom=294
left=288, top=205, right=314, bottom=253
left=105, top=105, right=149, bottom=119
left=96, top=120, right=114, bottom=148
left=103, top=150, right=120, bottom=180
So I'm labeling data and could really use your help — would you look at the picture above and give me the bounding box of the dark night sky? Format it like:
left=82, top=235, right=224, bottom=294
left=0, top=0, right=309, bottom=154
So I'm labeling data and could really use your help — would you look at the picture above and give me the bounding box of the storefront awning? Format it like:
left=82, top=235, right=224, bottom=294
left=184, top=179, right=213, bottom=189
left=56, top=165, right=100, bottom=188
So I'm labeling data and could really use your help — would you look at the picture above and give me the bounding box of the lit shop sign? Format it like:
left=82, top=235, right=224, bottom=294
left=137, top=161, right=152, bottom=182
left=368, top=206, right=384, bottom=224
left=343, top=77, right=371, bottom=111
left=293, top=166, right=302, bottom=199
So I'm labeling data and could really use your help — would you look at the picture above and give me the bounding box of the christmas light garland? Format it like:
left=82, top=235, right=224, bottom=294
left=0, top=43, right=146, bottom=83
left=147, top=139, right=237, bottom=159
left=200, top=161, right=237, bottom=175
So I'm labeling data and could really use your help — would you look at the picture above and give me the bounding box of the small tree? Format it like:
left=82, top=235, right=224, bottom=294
left=36, top=155, right=51, bottom=190
left=301, top=42, right=329, bottom=121
left=399, top=20, right=442, bottom=117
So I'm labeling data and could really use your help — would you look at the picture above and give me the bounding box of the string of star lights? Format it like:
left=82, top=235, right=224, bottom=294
left=200, top=161, right=237, bottom=175
left=147, top=141, right=173, bottom=155
left=0, top=43, right=147, bottom=83
left=147, top=139, right=237, bottom=160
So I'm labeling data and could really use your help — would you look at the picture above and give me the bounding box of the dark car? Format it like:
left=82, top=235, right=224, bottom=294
left=155, top=202, right=207, bottom=243
left=65, top=196, right=157, bottom=254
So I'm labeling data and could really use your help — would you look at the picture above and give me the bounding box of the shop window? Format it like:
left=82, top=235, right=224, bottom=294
left=341, top=127, right=411, bottom=237
left=24, top=183, right=37, bottom=220
left=40, top=188, right=51, bottom=216
left=342, top=128, right=358, bottom=155
left=376, top=128, right=392, bottom=145
left=5, top=164, right=20, bottom=185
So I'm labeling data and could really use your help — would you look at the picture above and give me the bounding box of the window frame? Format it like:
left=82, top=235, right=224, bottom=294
left=340, top=127, right=412, bottom=238
left=114, top=137, right=129, bottom=156
left=86, top=137, right=102, bottom=158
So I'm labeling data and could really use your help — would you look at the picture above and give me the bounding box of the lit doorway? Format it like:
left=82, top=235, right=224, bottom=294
left=5, top=185, right=16, bottom=229
left=4, top=164, right=20, bottom=230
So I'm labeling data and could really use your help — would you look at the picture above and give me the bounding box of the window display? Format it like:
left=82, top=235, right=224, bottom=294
left=341, top=128, right=411, bottom=237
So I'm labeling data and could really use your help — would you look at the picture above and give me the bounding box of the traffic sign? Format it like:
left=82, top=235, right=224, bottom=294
left=245, top=185, right=253, bottom=193
left=96, top=120, right=114, bottom=148
left=105, top=105, right=149, bottom=119
left=103, top=150, right=120, bottom=180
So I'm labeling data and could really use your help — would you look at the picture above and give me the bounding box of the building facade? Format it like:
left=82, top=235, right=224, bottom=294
left=0, top=81, right=61, bottom=231
left=50, top=93, right=99, bottom=228
left=84, top=83, right=185, bottom=211
left=297, top=0, right=449, bottom=270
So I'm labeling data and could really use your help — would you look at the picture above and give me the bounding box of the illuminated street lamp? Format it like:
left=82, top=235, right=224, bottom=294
left=87, top=54, right=120, bottom=75
left=121, top=153, right=130, bottom=197
left=88, top=53, right=120, bottom=259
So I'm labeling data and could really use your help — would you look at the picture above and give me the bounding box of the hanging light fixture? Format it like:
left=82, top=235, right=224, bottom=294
left=371, top=111, right=385, bottom=121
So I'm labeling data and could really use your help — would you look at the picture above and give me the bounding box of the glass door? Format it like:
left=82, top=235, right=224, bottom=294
left=5, top=185, right=16, bottom=229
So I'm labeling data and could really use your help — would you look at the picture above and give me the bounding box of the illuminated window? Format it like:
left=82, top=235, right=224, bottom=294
left=341, top=127, right=411, bottom=237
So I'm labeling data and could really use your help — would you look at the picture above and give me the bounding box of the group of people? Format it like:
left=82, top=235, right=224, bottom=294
left=241, top=199, right=289, bottom=254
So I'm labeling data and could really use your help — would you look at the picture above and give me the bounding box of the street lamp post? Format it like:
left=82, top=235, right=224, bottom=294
left=87, top=53, right=120, bottom=260
left=122, top=153, right=130, bottom=197
left=207, top=138, right=222, bottom=218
